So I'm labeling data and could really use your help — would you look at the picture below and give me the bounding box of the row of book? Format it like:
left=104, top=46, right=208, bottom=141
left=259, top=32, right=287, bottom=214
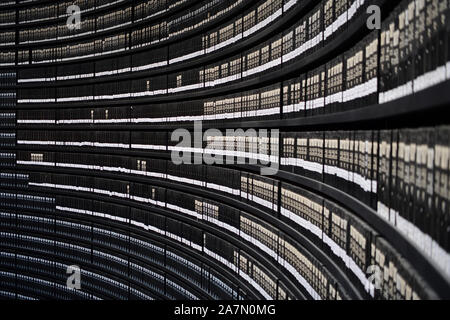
left=0, top=71, right=15, bottom=112
left=0, top=31, right=14, bottom=46
left=0, top=51, right=15, bottom=66
left=281, top=131, right=378, bottom=206
left=35, top=208, right=240, bottom=299
left=0, top=213, right=239, bottom=299
left=0, top=131, right=15, bottom=147
left=0, top=182, right=294, bottom=299
left=4, top=0, right=359, bottom=70
left=0, top=10, right=14, bottom=26
left=2, top=0, right=245, bottom=50
left=379, top=0, right=450, bottom=103
left=8, top=1, right=448, bottom=121
left=12, top=125, right=450, bottom=277
left=0, top=152, right=15, bottom=168
left=134, top=0, right=167, bottom=22
left=204, top=127, right=450, bottom=278
left=0, top=2, right=14, bottom=7
left=0, top=50, right=29, bottom=66
left=377, top=127, right=450, bottom=278
left=18, top=7, right=134, bottom=44
left=0, top=91, right=16, bottom=108
left=3, top=162, right=431, bottom=299
left=2, top=168, right=344, bottom=300
left=0, top=0, right=331, bottom=68
left=4, top=20, right=437, bottom=118
left=14, top=0, right=192, bottom=25
left=9, top=147, right=441, bottom=291
left=169, top=187, right=344, bottom=300
left=17, top=0, right=126, bottom=23
left=281, top=181, right=427, bottom=300
left=279, top=126, right=450, bottom=277
left=167, top=0, right=244, bottom=38
left=0, top=112, right=15, bottom=127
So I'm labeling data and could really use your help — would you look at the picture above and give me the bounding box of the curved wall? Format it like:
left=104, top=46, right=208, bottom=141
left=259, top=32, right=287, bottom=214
left=1, top=0, right=450, bottom=300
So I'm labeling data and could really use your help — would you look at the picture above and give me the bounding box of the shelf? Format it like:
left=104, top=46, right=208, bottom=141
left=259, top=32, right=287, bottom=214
left=7, top=163, right=384, bottom=300
left=0, top=264, right=119, bottom=300
left=233, top=163, right=450, bottom=299
left=1, top=182, right=310, bottom=300
left=0, top=244, right=192, bottom=300
left=0, top=209, right=255, bottom=300
left=0, top=0, right=137, bottom=33
left=0, top=0, right=231, bottom=53
left=8, top=123, right=450, bottom=298
left=14, top=79, right=450, bottom=132
left=2, top=0, right=448, bottom=301
left=9, top=150, right=449, bottom=298
left=0, top=0, right=284, bottom=71
left=10, top=1, right=387, bottom=109
left=3, top=0, right=314, bottom=88
left=0, top=0, right=158, bottom=31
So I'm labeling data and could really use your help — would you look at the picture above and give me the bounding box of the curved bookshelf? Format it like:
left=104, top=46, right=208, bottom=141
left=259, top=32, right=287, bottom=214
left=2, top=0, right=450, bottom=301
